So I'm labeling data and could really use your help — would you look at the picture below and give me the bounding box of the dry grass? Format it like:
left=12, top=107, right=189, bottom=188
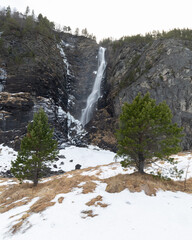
left=105, top=172, right=192, bottom=196
left=58, top=197, right=64, bottom=204
left=177, top=152, right=192, bottom=156
left=86, top=195, right=102, bottom=206
left=11, top=213, right=30, bottom=234
left=86, top=195, right=109, bottom=208
left=0, top=172, right=100, bottom=213
left=81, top=210, right=98, bottom=218
left=81, top=181, right=97, bottom=194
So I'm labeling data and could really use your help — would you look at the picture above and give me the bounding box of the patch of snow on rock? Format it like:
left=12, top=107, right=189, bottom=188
left=0, top=68, right=7, bottom=80
left=57, top=41, right=71, bottom=76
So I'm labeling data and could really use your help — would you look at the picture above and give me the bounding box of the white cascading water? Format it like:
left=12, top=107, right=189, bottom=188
left=80, top=47, right=106, bottom=126
left=0, top=68, right=7, bottom=92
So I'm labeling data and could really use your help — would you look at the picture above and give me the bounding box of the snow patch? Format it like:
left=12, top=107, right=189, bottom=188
left=66, top=112, right=86, bottom=141
left=0, top=67, right=7, bottom=92
left=57, top=41, right=71, bottom=76
left=0, top=68, right=7, bottom=80
left=146, top=153, right=192, bottom=180
left=0, top=145, right=17, bottom=173
left=56, top=106, right=86, bottom=143
left=48, top=145, right=116, bottom=172
left=0, top=144, right=116, bottom=175
left=60, top=40, right=74, bottom=48
left=68, top=94, right=75, bottom=107
left=82, top=163, right=135, bottom=179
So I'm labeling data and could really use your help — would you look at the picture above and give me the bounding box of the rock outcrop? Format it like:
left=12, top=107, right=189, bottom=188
left=0, top=28, right=98, bottom=149
left=57, top=33, right=99, bottom=119
left=89, top=38, right=192, bottom=150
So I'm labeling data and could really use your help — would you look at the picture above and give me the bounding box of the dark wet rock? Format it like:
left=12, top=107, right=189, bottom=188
left=0, top=170, right=13, bottom=178
left=75, top=164, right=81, bottom=170
left=0, top=30, right=99, bottom=150
left=47, top=169, right=65, bottom=177
left=59, top=33, right=99, bottom=119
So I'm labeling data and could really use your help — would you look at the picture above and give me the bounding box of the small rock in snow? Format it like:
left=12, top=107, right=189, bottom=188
left=75, top=164, right=81, bottom=170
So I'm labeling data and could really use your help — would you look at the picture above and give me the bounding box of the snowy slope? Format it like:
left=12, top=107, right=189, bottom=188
left=0, top=144, right=117, bottom=174
left=0, top=144, right=192, bottom=240
left=1, top=177, right=192, bottom=240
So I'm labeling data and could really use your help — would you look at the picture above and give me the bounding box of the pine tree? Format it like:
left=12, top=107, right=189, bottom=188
left=6, top=6, right=11, bottom=18
left=25, top=6, right=30, bottom=17
left=75, top=27, right=79, bottom=36
left=82, top=28, right=88, bottom=37
left=11, top=108, right=58, bottom=186
left=116, top=92, right=184, bottom=173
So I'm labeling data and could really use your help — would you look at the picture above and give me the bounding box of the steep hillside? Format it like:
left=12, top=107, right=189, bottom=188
left=89, top=35, right=192, bottom=150
left=0, top=12, right=99, bottom=149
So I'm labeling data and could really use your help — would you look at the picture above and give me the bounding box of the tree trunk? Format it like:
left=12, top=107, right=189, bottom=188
left=33, top=167, right=39, bottom=187
left=33, top=178, right=38, bottom=187
left=138, top=152, right=145, bottom=173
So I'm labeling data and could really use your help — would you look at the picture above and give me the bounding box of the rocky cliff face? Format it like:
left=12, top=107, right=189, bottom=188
left=0, top=29, right=99, bottom=149
left=1, top=25, right=192, bottom=152
left=58, top=33, right=99, bottom=119
left=89, top=38, right=192, bottom=150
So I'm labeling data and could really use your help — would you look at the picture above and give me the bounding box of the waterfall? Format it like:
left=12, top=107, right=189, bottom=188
left=80, top=47, right=106, bottom=126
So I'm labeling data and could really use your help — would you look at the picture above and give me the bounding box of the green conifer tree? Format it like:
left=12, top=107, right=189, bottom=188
left=11, top=108, right=58, bottom=186
left=116, top=92, right=184, bottom=173
left=25, top=6, right=30, bottom=16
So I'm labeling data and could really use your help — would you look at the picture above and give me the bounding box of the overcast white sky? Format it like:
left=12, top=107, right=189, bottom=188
left=0, top=0, right=192, bottom=41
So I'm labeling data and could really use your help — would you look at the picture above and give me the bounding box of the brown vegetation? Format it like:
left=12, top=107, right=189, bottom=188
left=86, top=195, right=108, bottom=208
left=81, top=210, right=98, bottom=218
left=177, top=152, right=192, bottom=156
left=105, top=172, right=192, bottom=196
left=58, top=197, right=64, bottom=204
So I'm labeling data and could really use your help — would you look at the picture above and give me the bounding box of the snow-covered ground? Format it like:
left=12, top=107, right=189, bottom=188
left=0, top=145, right=17, bottom=173
left=0, top=144, right=116, bottom=174
left=1, top=180, right=192, bottom=240
left=0, top=144, right=192, bottom=240
left=1, top=144, right=192, bottom=181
